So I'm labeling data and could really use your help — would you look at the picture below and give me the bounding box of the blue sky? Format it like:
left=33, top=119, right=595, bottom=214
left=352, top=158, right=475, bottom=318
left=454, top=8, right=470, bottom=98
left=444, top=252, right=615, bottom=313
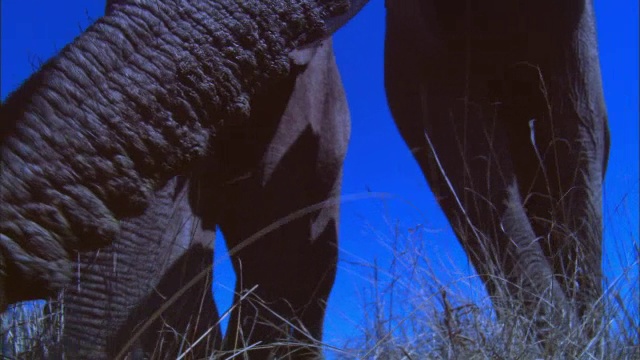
left=2, top=0, right=638, bottom=353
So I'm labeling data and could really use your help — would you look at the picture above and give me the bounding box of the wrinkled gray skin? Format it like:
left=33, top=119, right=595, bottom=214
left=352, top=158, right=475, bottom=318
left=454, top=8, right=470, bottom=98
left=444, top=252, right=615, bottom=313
left=51, top=2, right=220, bottom=357
left=0, top=0, right=358, bottom=358
left=0, top=0, right=609, bottom=357
left=58, top=177, right=220, bottom=358
left=60, top=36, right=348, bottom=359
left=47, top=0, right=349, bottom=358
left=385, top=0, right=609, bottom=353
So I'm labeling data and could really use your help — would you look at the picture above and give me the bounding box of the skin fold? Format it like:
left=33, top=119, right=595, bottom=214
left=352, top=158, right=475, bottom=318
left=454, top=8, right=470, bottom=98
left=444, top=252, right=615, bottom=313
left=0, top=0, right=357, bottom=358
left=51, top=2, right=348, bottom=358
left=48, top=3, right=224, bottom=358
left=58, top=177, right=220, bottom=358
left=61, top=37, right=349, bottom=359
left=0, top=0, right=357, bottom=309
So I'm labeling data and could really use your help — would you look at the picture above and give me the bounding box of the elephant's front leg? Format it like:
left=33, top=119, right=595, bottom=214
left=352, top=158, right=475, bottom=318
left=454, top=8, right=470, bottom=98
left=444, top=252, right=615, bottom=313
left=209, top=39, right=349, bottom=359
left=222, top=209, right=340, bottom=359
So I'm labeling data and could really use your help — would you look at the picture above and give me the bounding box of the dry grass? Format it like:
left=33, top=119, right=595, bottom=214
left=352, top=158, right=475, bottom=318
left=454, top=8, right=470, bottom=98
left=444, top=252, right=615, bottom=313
left=0, top=295, right=63, bottom=358
left=1, top=204, right=637, bottom=359
left=332, top=214, right=639, bottom=360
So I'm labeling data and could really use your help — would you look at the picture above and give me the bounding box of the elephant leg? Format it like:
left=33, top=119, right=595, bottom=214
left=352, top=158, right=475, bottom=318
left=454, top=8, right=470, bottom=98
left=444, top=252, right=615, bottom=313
left=386, top=76, right=572, bottom=335
left=221, top=203, right=340, bottom=359
left=501, top=2, right=609, bottom=339
left=61, top=178, right=220, bottom=359
left=206, top=38, right=348, bottom=359
left=384, top=0, right=587, bottom=351
left=521, top=97, right=608, bottom=342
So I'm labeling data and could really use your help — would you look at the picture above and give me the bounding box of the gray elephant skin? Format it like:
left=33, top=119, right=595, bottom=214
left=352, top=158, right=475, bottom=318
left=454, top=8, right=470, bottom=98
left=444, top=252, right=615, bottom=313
left=45, top=0, right=350, bottom=358
left=0, top=0, right=357, bottom=358
left=0, top=0, right=609, bottom=358
left=50, top=6, right=218, bottom=359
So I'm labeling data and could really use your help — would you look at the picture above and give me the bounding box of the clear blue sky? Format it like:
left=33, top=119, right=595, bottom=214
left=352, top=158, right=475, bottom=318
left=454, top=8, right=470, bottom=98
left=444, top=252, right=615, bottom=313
left=2, top=0, right=638, bottom=353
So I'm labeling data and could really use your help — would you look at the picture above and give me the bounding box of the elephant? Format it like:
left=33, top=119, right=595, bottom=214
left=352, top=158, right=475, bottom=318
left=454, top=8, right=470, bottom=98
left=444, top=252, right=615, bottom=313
left=0, top=0, right=609, bottom=358
left=0, top=0, right=364, bottom=307
left=60, top=32, right=349, bottom=357
left=0, top=0, right=361, bottom=358
left=38, top=0, right=350, bottom=358
left=384, top=0, right=609, bottom=353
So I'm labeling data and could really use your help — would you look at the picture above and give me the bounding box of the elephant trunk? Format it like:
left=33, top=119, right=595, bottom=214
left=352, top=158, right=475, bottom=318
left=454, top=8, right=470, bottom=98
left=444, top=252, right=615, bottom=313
left=0, top=0, right=355, bottom=309
left=60, top=178, right=218, bottom=359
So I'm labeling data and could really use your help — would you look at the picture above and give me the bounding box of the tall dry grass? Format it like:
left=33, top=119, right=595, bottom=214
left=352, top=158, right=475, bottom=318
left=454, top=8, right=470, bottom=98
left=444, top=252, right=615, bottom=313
left=1, top=197, right=637, bottom=359
left=333, top=209, right=638, bottom=359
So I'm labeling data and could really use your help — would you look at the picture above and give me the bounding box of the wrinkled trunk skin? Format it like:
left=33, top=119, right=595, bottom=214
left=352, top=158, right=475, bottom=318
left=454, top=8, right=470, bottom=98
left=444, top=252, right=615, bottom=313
left=0, top=0, right=360, bottom=310
left=0, top=0, right=360, bottom=356
left=385, top=0, right=608, bottom=355
left=58, top=36, right=349, bottom=359
left=49, top=5, right=220, bottom=358
left=59, top=177, right=219, bottom=359
left=59, top=37, right=349, bottom=359
left=0, top=4, right=352, bottom=358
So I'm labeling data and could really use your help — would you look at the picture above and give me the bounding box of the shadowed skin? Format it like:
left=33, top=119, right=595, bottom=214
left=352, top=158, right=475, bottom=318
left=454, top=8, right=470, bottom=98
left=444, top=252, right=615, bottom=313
left=385, top=0, right=609, bottom=354
left=196, top=38, right=349, bottom=359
